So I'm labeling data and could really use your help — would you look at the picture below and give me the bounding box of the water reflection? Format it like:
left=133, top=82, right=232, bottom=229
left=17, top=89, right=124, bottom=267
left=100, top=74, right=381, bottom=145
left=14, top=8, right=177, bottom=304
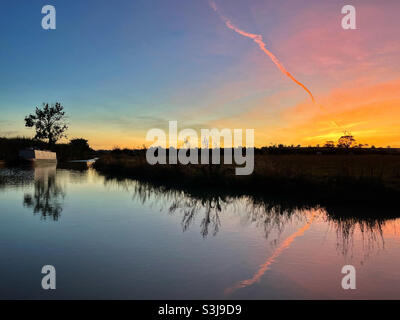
left=111, top=178, right=400, bottom=295
left=22, top=164, right=66, bottom=221
left=121, top=179, right=305, bottom=239
left=0, top=167, right=34, bottom=188
left=326, top=212, right=388, bottom=260
left=226, top=208, right=321, bottom=295
left=103, top=177, right=399, bottom=250
left=1, top=167, right=400, bottom=298
left=3, top=166, right=400, bottom=299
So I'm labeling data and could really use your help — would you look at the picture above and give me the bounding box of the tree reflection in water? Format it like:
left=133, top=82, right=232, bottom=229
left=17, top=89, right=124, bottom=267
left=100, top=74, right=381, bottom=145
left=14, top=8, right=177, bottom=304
left=23, top=164, right=65, bottom=221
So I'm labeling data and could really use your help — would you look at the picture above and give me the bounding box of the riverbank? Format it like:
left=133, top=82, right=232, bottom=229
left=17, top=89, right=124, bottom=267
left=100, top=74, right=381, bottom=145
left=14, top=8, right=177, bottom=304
left=93, top=151, right=400, bottom=204
left=0, top=137, right=97, bottom=163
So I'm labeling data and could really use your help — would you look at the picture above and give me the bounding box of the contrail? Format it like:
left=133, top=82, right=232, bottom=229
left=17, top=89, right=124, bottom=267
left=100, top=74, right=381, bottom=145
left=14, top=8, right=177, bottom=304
left=210, top=1, right=341, bottom=128
left=224, top=210, right=319, bottom=295
left=209, top=0, right=315, bottom=103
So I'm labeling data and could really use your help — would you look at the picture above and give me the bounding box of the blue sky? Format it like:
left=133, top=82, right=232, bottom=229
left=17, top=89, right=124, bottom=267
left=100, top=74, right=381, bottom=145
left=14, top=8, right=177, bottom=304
left=1, top=0, right=261, bottom=145
left=1, top=0, right=399, bottom=148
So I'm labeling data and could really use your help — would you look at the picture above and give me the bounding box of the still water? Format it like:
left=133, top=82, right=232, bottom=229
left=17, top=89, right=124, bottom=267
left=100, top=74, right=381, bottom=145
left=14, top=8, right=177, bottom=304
left=1, top=164, right=400, bottom=299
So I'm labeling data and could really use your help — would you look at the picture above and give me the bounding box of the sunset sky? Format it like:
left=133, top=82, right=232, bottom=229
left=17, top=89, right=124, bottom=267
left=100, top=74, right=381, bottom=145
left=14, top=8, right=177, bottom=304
left=0, top=0, right=399, bottom=149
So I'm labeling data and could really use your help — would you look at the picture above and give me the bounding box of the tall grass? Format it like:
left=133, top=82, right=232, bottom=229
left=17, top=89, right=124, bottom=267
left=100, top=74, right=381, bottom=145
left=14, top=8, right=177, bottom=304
left=93, top=150, right=400, bottom=201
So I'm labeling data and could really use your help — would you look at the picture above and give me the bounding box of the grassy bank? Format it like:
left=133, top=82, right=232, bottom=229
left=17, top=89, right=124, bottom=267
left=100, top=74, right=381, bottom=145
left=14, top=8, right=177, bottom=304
left=93, top=149, right=400, bottom=203
left=0, top=137, right=97, bottom=163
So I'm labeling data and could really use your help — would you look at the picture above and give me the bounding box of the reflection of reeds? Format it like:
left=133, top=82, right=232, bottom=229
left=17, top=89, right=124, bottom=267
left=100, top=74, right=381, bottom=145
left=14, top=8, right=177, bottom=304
left=102, top=176, right=304, bottom=239
left=101, top=175, right=397, bottom=255
left=241, top=196, right=309, bottom=240
left=0, top=167, right=34, bottom=188
left=104, top=176, right=399, bottom=296
left=327, top=216, right=386, bottom=259
left=100, top=174, right=400, bottom=268
left=99, top=174, right=399, bottom=298
left=101, top=172, right=400, bottom=299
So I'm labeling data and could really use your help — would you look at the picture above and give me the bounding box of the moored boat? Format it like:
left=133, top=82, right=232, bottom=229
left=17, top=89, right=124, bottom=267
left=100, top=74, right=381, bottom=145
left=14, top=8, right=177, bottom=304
left=19, top=148, right=57, bottom=163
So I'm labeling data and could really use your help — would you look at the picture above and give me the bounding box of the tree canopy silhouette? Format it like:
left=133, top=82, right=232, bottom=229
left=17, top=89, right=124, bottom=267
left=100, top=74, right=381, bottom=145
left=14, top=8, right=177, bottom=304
left=337, top=132, right=356, bottom=148
left=24, top=103, right=68, bottom=145
left=324, top=140, right=335, bottom=148
left=69, top=138, right=90, bottom=151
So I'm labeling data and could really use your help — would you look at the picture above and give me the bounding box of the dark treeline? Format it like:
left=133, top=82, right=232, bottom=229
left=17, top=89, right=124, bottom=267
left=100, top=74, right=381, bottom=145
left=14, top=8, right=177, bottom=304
left=0, top=137, right=97, bottom=163
left=109, top=145, right=400, bottom=156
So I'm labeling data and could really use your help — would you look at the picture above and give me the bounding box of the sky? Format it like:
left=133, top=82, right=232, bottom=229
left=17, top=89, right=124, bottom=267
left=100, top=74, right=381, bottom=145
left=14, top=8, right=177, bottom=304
left=0, top=0, right=399, bottom=149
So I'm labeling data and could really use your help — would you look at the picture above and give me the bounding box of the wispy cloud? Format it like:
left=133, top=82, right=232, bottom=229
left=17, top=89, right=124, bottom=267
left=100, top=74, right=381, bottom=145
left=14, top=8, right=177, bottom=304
left=209, top=0, right=316, bottom=103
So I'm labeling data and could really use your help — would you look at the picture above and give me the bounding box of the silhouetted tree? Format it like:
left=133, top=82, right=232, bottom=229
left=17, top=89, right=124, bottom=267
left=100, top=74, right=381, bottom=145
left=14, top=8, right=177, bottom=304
left=69, top=138, right=90, bottom=150
left=337, top=132, right=356, bottom=148
left=354, top=143, right=367, bottom=148
left=324, top=141, right=335, bottom=148
left=24, top=102, right=68, bottom=145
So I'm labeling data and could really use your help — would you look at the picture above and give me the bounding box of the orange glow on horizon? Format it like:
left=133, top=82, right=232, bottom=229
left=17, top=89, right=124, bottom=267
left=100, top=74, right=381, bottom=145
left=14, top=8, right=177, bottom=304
left=58, top=3, right=400, bottom=150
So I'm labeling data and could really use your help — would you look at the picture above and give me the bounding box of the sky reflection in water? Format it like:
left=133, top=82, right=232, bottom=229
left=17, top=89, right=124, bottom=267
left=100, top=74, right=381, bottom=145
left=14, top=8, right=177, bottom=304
left=0, top=165, right=399, bottom=299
